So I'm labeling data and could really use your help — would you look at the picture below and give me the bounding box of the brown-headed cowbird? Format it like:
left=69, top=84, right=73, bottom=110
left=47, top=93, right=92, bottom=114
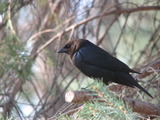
left=58, top=39, right=153, bottom=98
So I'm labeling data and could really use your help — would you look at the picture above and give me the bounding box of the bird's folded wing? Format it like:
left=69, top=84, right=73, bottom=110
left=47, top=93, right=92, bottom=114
left=79, top=44, right=137, bottom=73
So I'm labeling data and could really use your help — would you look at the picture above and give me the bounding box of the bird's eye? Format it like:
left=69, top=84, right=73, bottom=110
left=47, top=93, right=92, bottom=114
left=65, top=44, right=71, bottom=48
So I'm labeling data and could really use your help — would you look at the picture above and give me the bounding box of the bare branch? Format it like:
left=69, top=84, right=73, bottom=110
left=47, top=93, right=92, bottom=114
left=35, top=6, right=160, bottom=56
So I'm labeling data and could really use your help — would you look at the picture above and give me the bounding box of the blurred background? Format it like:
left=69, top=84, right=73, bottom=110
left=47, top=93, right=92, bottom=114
left=0, top=0, right=160, bottom=119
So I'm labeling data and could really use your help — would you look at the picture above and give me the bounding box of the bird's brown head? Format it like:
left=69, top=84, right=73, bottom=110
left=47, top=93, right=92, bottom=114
left=58, top=39, right=86, bottom=55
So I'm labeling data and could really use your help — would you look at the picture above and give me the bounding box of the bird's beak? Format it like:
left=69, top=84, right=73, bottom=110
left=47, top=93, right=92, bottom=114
left=58, top=48, right=67, bottom=53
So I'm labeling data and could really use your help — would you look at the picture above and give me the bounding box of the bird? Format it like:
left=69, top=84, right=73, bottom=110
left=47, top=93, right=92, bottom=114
left=58, top=39, right=153, bottom=98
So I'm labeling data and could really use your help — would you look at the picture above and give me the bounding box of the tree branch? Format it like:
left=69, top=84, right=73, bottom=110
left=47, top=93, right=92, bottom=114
left=35, top=6, right=160, bottom=56
left=65, top=90, right=160, bottom=116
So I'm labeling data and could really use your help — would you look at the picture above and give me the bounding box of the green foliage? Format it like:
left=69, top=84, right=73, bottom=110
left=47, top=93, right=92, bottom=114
left=57, top=81, right=138, bottom=120
left=0, top=113, right=12, bottom=120
left=0, top=33, right=33, bottom=80
left=0, top=1, right=8, bottom=14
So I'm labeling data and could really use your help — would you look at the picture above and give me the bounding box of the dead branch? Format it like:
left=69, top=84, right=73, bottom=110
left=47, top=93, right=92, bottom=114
left=1, top=78, right=24, bottom=118
left=35, top=6, right=160, bottom=56
left=65, top=91, right=99, bottom=103
left=124, top=97, right=160, bottom=116
left=65, top=90, right=160, bottom=116
left=138, top=58, right=160, bottom=79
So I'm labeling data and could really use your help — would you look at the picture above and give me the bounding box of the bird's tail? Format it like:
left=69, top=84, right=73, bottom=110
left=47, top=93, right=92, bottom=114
left=116, top=72, right=153, bottom=98
left=132, top=80, right=153, bottom=98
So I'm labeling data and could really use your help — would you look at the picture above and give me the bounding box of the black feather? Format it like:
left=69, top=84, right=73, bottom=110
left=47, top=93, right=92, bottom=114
left=58, top=39, right=153, bottom=98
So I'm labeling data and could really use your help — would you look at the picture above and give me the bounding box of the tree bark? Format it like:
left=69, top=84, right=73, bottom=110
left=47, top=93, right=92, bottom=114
left=65, top=90, right=160, bottom=116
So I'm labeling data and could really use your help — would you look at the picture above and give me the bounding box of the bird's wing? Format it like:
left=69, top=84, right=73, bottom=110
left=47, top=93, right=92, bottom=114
left=78, top=43, right=138, bottom=73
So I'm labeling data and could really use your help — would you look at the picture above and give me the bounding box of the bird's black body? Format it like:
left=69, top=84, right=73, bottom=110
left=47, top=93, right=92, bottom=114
left=58, top=39, right=153, bottom=98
